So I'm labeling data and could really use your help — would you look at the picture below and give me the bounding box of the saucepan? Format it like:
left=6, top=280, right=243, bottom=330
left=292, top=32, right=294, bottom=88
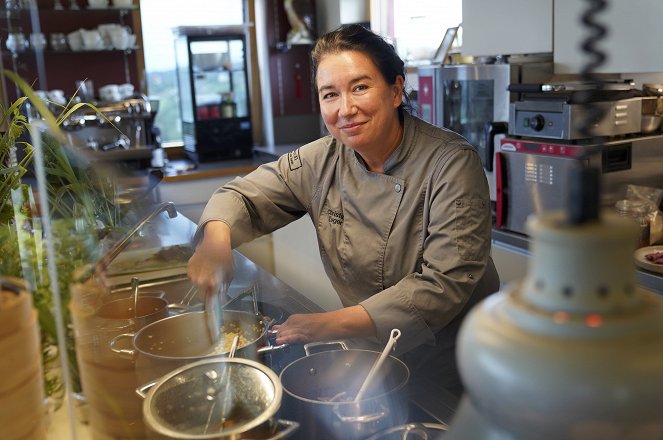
left=110, top=310, right=287, bottom=384
left=136, top=357, right=298, bottom=439
left=279, top=342, right=410, bottom=439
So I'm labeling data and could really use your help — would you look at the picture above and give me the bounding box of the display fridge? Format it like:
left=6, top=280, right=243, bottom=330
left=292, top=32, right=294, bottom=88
left=174, top=26, right=253, bottom=163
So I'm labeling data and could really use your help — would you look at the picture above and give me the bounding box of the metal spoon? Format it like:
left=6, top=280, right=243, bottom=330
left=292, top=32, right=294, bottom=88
left=131, top=277, right=140, bottom=319
left=203, top=335, right=239, bottom=434
left=354, top=328, right=401, bottom=402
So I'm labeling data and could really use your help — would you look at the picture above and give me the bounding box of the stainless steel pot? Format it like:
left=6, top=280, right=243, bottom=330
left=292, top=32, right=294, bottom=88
left=279, top=343, right=410, bottom=440
left=136, top=357, right=298, bottom=439
left=110, top=310, right=285, bottom=383
left=364, top=422, right=448, bottom=439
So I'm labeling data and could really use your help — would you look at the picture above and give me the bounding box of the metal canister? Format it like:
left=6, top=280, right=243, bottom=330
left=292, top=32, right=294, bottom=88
left=615, top=199, right=651, bottom=248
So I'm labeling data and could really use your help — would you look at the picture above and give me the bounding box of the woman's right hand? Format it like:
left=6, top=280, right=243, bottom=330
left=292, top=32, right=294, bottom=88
left=187, top=221, right=235, bottom=303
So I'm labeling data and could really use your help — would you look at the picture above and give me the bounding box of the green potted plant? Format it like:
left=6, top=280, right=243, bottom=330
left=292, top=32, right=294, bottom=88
left=0, top=70, right=120, bottom=407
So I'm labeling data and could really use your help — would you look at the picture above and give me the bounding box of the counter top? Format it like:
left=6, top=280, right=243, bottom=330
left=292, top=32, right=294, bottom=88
left=160, top=144, right=299, bottom=183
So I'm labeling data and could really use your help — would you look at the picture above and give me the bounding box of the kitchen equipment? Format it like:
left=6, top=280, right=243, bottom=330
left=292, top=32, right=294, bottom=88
left=279, top=344, right=410, bottom=440
left=355, top=328, right=401, bottom=402
left=445, top=194, right=663, bottom=438
left=110, top=310, right=284, bottom=384
left=615, top=199, right=651, bottom=248
left=641, top=114, right=662, bottom=133
left=0, top=277, right=46, bottom=440
left=417, top=61, right=553, bottom=201
left=173, top=26, right=253, bottom=163
left=205, top=289, right=222, bottom=344
left=365, top=422, right=448, bottom=439
left=136, top=357, right=298, bottom=439
left=495, top=136, right=663, bottom=236
left=507, top=80, right=642, bottom=140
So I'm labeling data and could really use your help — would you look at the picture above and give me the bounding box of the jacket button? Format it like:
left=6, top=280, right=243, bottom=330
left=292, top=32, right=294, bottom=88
left=394, top=183, right=402, bottom=193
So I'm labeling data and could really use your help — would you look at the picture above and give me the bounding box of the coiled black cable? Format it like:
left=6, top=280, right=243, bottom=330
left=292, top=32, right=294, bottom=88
left=569, top=0, right=609, bottom=224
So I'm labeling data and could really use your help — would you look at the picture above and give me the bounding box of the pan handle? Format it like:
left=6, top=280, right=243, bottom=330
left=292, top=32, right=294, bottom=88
left=333, top=408, right=386, bottom=424
left=262, top=419, right=299, bottom=440
left=303, top=341, right=348, bottom=356
left=109, top=333, right=136, bottom=359
left=135, top=379, right=159, bottom=399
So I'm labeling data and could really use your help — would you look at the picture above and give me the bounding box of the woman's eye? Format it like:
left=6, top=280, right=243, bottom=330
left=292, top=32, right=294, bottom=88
left=322, top=92, right=337, bottom=100
left=354, top=84, right=368, bottom=92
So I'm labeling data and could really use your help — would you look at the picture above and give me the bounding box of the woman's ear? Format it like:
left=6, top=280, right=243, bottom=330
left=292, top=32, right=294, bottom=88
left=392, top=75, right=405, bottom=108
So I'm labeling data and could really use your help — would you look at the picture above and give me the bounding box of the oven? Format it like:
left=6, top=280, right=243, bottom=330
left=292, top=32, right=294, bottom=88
left=417, top=61, right=553, bottom=200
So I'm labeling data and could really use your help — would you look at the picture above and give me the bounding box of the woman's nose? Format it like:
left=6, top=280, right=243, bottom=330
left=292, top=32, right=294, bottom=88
left=339, top=94, right=356, bottom=116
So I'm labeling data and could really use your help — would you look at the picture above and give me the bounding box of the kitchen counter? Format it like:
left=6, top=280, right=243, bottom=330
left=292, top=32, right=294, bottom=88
left=492, top=228, right=663, bottom=295
left=58, top=207, right=457, bottom=439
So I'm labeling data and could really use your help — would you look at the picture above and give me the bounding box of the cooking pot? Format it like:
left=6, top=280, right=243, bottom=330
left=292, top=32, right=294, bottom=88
left=279, top=343, right=410, bottom=440
left=136, top=357, right=298, bottom=439
left=110, top=310, right=286, bottom=383
left=364, top=422, right=448, bottom=439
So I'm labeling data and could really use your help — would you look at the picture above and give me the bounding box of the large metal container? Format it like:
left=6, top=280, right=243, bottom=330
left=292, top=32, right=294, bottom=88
left=279, top=347, right=410, bottom=440
left=137, top=357, right=298, bottom=439
left=110, top=310, right=282, bottom=384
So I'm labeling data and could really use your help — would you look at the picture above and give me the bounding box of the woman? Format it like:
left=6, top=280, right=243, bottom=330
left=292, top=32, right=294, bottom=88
left=188, top=24, right=500, bottom=397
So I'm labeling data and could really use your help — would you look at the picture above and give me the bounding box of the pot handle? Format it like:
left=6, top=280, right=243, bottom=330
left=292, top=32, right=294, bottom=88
left=303, top=341, right=348, bottom=356
left=135, top=379, right=159, bottom=399
left=333, top=408, right=386, bottom=424
left=262, top=419, right=300, bottom=440
left=109, top=333, right=136, bottom=359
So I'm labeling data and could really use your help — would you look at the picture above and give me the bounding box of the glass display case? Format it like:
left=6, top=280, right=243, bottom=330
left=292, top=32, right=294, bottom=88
left=174, top=26, right=252, bottom=163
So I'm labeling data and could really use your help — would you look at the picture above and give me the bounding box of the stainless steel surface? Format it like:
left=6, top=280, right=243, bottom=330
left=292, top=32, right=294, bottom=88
left=641, top=114, right=662, bottom=133
left=364, top=422, right=448, bottom=439
left=509, top=98, right=642, bottom=139
left=96, top=201, right=178, bottom=273
left=141, top=357, right=284, bottom=439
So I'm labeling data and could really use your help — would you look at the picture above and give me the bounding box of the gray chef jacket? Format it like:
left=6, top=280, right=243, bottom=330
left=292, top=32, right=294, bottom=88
left=197, top=112, right=500, bottom=396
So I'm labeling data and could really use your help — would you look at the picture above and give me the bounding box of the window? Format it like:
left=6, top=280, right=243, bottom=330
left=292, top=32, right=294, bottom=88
left=392, top=0, right=462, bottom=62
left=140, top=0, right=245, bottom=145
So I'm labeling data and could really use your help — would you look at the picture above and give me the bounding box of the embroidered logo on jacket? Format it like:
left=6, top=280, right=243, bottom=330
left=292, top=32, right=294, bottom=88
left=288, top=149, right=302, bottom=171
left=327, top=208, right=344, bottom=225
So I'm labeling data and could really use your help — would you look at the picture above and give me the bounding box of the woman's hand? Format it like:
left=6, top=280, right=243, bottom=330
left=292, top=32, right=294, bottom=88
left=187, top=221, right=234, bottom=303
left=272, top=305, right=376, bottom=345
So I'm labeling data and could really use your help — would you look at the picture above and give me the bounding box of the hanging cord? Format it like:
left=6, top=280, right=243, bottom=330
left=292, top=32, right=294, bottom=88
left=568, top=0, right=609, bottom=225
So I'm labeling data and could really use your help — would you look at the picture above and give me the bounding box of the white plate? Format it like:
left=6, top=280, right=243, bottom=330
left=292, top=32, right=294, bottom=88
left=634, top=245, right=663, bottom=274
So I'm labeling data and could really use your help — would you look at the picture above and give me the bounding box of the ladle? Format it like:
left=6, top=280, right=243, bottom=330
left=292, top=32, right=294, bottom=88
left=131, top=277, right=140, bottom=319
left=354, top=328, right=401, bottom=402
left=203, top=335, right=239, bottom=434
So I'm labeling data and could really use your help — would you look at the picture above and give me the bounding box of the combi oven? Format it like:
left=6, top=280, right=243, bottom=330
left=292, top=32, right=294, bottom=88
left=495, top=136, right=663, bottom=236
left=417, top=61, right=553, bottom=200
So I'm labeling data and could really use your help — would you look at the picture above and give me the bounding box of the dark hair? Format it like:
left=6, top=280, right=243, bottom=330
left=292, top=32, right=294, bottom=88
left=311, top=24, right=412, bottom=113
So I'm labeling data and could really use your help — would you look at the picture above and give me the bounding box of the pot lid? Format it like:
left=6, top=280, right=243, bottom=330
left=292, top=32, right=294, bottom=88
left=142, top=357, right=282, bottom=439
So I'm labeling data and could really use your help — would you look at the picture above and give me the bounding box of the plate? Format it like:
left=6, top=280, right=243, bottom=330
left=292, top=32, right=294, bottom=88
left=634, top=245, right=663, bottom=274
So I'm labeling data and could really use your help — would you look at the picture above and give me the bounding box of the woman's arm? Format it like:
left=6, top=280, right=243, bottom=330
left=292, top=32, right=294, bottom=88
left=187, top=220, right=235, bottom=302
left=272, top=305, right=376, bottom=344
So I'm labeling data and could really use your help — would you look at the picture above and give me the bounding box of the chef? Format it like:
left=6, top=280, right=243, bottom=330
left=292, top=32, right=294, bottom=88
left=188, top=24, right=500, bottom=398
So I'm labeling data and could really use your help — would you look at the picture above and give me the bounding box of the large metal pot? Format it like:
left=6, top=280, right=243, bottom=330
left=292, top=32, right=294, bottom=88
left=279, top=344, right=410, bottom=440
left=110, top=310, right=285, bottom=383
left=136, top=357, right=298, bottom=439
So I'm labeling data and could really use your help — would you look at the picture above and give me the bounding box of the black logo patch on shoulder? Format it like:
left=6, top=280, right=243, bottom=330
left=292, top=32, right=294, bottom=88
left=288, top=149, right=302, bottom=171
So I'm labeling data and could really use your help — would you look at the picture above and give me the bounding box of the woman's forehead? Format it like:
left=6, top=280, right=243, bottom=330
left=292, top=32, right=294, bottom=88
left=316, top=51, right=380, bottom=83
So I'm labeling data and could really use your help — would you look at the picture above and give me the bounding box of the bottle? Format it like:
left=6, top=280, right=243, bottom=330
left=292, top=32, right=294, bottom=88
left=220, top=92, right=237, bottom=118
left=615, top=199, right=651, bottom=248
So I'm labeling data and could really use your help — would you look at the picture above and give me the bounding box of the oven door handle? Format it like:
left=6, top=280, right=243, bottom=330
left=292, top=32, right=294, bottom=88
left=495, top=151, right=507, bottom=229
left=484, top=122, right=508, bottom=172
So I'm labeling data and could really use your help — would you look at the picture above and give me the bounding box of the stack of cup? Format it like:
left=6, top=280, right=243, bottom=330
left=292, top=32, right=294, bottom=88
left=0, top=277, right=47, bottom=440
left=70, top=279, right=168, bottom=439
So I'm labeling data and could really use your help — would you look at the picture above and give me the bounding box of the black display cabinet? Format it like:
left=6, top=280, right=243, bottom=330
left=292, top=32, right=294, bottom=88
left=174, top=26, right=252, bottom=163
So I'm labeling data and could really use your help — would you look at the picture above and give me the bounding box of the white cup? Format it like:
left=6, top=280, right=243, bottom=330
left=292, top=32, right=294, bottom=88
left=109, top=27, right=129, bottom=49
left=87, top=0, right=108, bottom=7
left=47, top=89, right=67, bottom=106
left=29, top=33, right=47, bottom=51
left=118, top=83, right=134, bottom=99
left=81, top=29, right=103, bottom=50
left=112, top=0, right=132, bottom=7
left=99, top=84, right=121, bottom=102
left=66, top=30, right=83, bottom=51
